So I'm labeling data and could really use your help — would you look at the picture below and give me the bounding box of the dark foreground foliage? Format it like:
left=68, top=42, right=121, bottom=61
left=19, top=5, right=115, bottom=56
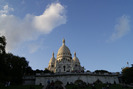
left=0, top=36, right=32, bottom=85
left=0, top=36, right=53, bottom=85
left=122, top=67, right=133, bottom=84
left=0, top=85, right=43, bottom=89
left=65, top=84, right=133, bottom=89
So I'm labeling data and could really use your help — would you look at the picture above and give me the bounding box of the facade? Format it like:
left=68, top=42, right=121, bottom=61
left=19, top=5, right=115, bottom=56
left=48, top=39, right=84, bottom=73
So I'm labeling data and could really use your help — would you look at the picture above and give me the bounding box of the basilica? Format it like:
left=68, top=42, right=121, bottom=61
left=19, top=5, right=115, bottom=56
left=48, top=39, right=84, bottom=73
left=23, top=39, right=119, bottom=86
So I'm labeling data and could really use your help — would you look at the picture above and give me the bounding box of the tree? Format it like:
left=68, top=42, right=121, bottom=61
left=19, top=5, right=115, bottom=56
left=25, top=66, right=34, bottom=75
left=0, top=36, right=7, bottom=83
left=0, top=53, right=30, bottom=84
left=9, top=55, right=29, bottom=84
left=0, top=36, right=32, bottom=85
left=35, top=68, right=53, bottom=74
left=0, top=36, right=6, bottom=54
left=122, top=67, right=133, bottom=84
left=94, top=70, right=110, bottom=74
left=44, top=68, right=53, bottom=73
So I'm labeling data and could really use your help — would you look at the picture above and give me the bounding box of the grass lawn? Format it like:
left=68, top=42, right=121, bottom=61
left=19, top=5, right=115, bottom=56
left=0, top=85, right=43, bottom=89
left=65, top=84, right=133, bottom=89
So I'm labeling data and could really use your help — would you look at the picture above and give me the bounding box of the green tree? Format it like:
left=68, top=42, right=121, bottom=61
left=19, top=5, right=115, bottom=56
left=0, top=53, right=29, bottom=84
left=0, top=36, right=32, bottom=85
left=0, top=36, right=7, bottom=84
left=0, top=36, right=6, bottom=54
left=44, top=68, right=53, bottom=73
left=122, top=67, right=133, bottom=84
left=25, top=66, right=34, bottom=75
left=9, top=55, right=29, bottom=84
left=94, top=70, right=110, bottom=74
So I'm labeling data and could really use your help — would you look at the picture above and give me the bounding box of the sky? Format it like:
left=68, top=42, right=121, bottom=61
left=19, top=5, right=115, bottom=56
left=0, top=0, right=133, bottom=72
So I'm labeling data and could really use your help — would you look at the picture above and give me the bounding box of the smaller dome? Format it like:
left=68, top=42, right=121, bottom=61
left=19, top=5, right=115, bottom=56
left=73, top=52, right=80, bottom=63
left=49, top=52, right=56, bottom=64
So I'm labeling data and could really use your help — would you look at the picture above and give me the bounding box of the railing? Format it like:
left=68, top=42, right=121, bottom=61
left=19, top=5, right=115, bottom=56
left=35, top=72, right=119, bottom=76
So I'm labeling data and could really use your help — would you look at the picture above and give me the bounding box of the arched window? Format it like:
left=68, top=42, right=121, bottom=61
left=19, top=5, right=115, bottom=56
left=51, top=65, right=54, bottom=67
left=63, top=66, right=66, bottom=71
left=75, top=64, right=77, bottom=67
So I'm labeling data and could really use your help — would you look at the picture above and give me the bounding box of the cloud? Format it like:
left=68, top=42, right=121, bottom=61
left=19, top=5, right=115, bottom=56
left=0, top=5, right=14, bottom=15
left=28, top=38, right=44, bottom=54
left=110, top=15, right=130, bottom=41
left=0, top=14, right=37, bottom=51
left=29, top=43, right=42, bottom=54
left=33, top=3, right=66, bottom=34
left=0, top=3, right=66, bottom=52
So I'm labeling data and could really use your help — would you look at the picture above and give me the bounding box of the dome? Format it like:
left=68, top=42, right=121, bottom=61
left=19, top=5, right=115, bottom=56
left=73, top=52, right=80, bottom=63
left=57, top=39, right=72, bottom=59
left=49, top=52, right=56, bottom=64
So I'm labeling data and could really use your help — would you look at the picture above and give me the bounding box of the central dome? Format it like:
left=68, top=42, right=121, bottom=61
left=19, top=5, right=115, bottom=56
left=57, top=39, right=72, bottom=59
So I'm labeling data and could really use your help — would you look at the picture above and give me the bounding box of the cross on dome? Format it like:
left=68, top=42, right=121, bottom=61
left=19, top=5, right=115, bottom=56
left=62, top=38, right=65, bottom=45
left=52, top=52, right=54, bottom=57
left=74, top=52, right=76, bottom=57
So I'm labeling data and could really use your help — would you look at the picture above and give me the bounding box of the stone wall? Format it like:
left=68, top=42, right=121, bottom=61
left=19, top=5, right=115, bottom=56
left=23, top=76, right=35, bottom=85
left=35, top=73, right=119, bottom=87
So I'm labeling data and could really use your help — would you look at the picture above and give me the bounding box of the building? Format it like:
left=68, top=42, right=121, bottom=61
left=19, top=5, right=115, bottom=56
left=48, top=39, right=84, bottom=73
left=24, top=39, right=120, bottom=87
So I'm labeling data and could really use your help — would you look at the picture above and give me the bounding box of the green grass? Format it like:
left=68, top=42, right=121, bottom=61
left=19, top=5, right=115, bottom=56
left=0, top=85, right=43, bottom=89
left=65, top=84, right=133, bottom=89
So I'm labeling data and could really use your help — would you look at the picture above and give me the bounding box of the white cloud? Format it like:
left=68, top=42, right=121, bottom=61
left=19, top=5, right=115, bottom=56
left=33, top=3, right=66, bottom=34
left=110, top=15, right=130, bottom=41
left=29, top=43, right=41, bottom=54
left=0, top=3, right=66, bottom=52
left=28, top=39, right=44, bottom=54
left=0, top=14, right=38, bottom=51
left=0, top=5, right=14, bottom=15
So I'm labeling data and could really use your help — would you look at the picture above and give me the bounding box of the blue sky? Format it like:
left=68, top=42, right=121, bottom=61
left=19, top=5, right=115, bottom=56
left=0, top=0, right=133, bottom=72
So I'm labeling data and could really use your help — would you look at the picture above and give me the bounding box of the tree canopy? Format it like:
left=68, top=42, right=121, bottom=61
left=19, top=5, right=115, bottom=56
left=122, top=67, right=133, bottom=84
left=0, top=36, right=32, bottom=85
left=94, top=70, right=110, bottom=74
left=0, top=36, right=6, bottom=54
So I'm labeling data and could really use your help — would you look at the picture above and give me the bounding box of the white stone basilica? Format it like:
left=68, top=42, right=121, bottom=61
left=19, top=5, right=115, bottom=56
left=23, top=39, right=119, bottom=86
left=48, top=39, right=84, bottom=73
left=33, top=39, right=119, bottom=87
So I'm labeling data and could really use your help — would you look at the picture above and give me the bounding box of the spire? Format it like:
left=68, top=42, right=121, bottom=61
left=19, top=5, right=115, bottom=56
left=74, top=52, right=76, bottom=57
left=62, top=38, right=65, bottom=45
left=52, top=52, right=54, bottom=57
